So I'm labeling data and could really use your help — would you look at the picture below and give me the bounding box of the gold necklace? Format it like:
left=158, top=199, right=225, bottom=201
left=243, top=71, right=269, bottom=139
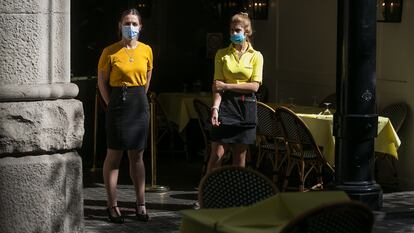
left=124, top=47, right=135, bottom=62
left=122, top=41, right=137, bottom=62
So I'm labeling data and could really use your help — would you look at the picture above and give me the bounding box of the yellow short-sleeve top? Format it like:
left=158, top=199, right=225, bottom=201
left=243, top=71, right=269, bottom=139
left=98, top=41, right=153, bottom=87
left=213, top=43, right=263, bottom=84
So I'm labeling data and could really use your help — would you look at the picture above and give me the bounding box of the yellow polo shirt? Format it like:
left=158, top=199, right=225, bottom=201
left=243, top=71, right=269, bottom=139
left=214, top=43, right=263, bottom=84
left=98, top=41, right=153, bottom=87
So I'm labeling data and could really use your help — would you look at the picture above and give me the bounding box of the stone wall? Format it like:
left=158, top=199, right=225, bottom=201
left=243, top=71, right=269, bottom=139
left=0, top=0, right=85, bottom=232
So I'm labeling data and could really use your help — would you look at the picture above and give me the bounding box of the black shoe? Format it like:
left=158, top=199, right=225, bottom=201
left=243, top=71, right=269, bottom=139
left=106, top=206, right=125, bottom=224
left=135, top=203, right=150, bottom=222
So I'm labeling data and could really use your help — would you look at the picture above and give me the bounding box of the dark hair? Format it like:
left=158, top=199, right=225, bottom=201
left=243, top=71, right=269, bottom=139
left=118, top=8, right=142, bottom=38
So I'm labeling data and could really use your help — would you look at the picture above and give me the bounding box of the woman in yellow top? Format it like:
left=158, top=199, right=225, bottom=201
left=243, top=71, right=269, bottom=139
left=97, top=8, right=152, bottom=223
left=207, top=12, right=263, bottom=173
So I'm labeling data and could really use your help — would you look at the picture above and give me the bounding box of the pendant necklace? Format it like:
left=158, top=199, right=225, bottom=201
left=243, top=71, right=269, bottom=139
left=123, top=42, right=137, bottom=62
left=124, top=47, right=135, bottom=62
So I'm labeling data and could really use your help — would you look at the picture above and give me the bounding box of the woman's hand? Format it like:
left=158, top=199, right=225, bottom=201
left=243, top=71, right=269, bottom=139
left=212, top=80, right=227, bottom=93
left=211, top=108, right=220, bottom=126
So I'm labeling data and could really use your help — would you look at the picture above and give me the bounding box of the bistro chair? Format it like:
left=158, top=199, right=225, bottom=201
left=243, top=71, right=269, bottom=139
left=375, top=102, right=408, bottom=188
left=280, top=201, right=374, bottom=233
left=149, top=92, right=188, bottom=158
left=256, top=85, right=269, bottom=102
left=319, top=93, right=336, bottom=109
left=255, top=101, right=287, bottom=186
left=193, top=99, right=234, bottom=177
left=275, top=106, right=334, bottom=192
left=193, top=98, right=213, bottom=177
left=380, top=102, right=408, bottom=133
left=198, top=166, right=278, bottom=209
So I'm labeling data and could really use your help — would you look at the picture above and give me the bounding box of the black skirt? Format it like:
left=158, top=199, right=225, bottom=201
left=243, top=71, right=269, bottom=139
left=211, top=92, right=257, bottom=145
left=106, top=86, right=149, bottom=150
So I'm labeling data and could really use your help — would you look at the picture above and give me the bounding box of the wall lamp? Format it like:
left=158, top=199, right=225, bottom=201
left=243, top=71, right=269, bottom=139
left=377, top=0, right=403, bottom=23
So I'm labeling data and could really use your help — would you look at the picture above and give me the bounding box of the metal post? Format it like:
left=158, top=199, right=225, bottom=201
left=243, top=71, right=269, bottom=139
left=91, top=85, right=100, bottom=172
left=146, top=92, right=169, bottom=192
left=334, top=0, right=382, bottom=209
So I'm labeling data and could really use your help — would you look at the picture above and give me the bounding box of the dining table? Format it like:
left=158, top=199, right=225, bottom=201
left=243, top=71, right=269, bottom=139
left=157, top=92, right=212, bottom=132
left=155, top=95, right=401, bottom=166
left=298, top=113, right=400, bottom=166
left=266, top=103, right=401, bottom=166
left=180, top=191, right=350, bottom=233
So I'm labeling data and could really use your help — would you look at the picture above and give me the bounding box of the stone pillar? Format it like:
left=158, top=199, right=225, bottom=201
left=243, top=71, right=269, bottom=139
left=0, top=1, right=84, bottom=233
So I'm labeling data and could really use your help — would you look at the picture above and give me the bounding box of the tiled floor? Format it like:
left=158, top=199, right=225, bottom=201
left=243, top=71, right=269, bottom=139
left=83, top=156, right=414, bottom=233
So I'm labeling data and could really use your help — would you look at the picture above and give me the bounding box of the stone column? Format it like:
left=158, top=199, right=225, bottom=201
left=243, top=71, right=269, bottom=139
left=0, top=1, right=84, bottom=232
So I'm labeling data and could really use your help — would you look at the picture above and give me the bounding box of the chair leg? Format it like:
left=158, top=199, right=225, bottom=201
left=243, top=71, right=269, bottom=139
left=245, top=148, right=253, bottom=168
left=283, top=160, right=295, bottom=192
left=272, top=153, right=278, bottom=184
left=273, top=150, right=287, bottom=185
left=299, top=160, right=305, bottom=192
left=255, top=148, right=264, bottom=169
left=200, top=145, right=211, bottom=178
left=318, top=164, right=324, bottom=190
left=375, top=153, right=399, bottom=188
left=389, top=157, right=399, bottom=186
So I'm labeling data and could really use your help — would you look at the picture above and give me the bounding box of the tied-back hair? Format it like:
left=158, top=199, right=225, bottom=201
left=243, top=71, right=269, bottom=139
left=118, top=8, right=142, bottom=39
left=230, top=12, right=252, bottom=42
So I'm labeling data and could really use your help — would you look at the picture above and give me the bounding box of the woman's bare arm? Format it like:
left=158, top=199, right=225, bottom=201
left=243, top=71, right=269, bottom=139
left=97, top=69, right=111, bottom=106
left=212, top=80, right=259, bottom=94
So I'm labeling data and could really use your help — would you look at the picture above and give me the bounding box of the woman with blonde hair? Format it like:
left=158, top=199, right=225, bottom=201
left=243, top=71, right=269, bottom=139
left=207, top=12, right=263, bottom=173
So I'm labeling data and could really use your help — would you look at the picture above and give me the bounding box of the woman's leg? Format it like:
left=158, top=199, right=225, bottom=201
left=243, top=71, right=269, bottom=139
left=232, top=144, right=248, bottom=167
left=103, top=149, right=124, bottom=212
left=206, top=142, right=227, bottom=174
left=128, top=149, right=146, bottom=214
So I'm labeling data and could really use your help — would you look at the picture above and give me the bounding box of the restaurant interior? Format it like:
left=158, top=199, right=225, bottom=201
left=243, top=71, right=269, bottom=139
left=70, top=0, right=414, bottom=196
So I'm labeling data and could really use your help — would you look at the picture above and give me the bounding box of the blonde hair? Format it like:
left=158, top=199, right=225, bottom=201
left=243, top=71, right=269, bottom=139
left=230, top=13, right=252, bottom=42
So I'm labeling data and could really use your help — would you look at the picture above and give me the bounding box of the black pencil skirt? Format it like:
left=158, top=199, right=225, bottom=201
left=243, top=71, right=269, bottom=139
left=106, top=86, right=149, bottom=150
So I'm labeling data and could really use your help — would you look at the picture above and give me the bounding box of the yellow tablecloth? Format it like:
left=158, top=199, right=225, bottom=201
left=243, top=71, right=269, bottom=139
left=297, top=114, right=401, bottom=166
left=180, top=191, right=350, bottom=233
left=157, top=92, right=212, bottom=132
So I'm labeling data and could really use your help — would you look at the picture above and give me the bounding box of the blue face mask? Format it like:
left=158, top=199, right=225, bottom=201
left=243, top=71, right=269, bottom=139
left=122, top=25, right=140, bottom=40
left=230, top=33, right=246, bottom=44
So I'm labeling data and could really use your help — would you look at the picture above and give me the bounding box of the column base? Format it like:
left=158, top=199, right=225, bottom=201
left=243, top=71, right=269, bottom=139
left=336, top=183, right=383, bottom=210
left=0, top=152, right=84, bottom=233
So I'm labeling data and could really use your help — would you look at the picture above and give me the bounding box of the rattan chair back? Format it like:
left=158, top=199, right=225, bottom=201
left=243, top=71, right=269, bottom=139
left=380, top=102, right=408, bottom=133
left=148, top=92, right=174, bottom=144
left=275, top=106, right=332, bottom=191
left=280, top=201, right=374, bottom=233
left=256, top=102, right=286, bottom=185
left=276, top=106, right=317, bottom=156
left=319, top=93, right=336, bottom=109
left=198, top=166, right=278, bottom=208
left=257, top=102, right=283, bottom=138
